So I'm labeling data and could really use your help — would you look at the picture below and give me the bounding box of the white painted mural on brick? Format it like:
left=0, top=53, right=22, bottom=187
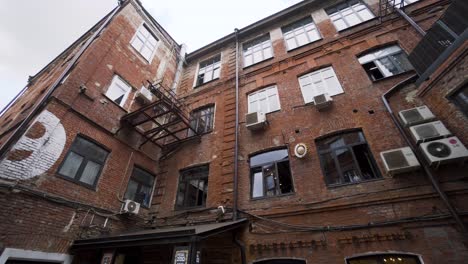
left=0, top=110, right=66, bottom=180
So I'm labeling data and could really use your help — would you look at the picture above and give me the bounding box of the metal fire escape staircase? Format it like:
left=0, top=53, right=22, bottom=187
left=121, top=80, right=199, bottom=158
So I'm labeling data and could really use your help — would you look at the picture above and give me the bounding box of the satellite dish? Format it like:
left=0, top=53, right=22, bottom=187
left=294, top=143, right=308, bottom=158
left=427, top=142, right=451, bottom=158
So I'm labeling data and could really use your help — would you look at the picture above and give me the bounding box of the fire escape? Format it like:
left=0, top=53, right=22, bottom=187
left=120, top=80, right=199, bottom=159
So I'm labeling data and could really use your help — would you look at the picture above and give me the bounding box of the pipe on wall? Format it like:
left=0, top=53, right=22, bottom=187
left=382, top=75, right=467, bottom=234
left=233, top=28, right=240, bottom=221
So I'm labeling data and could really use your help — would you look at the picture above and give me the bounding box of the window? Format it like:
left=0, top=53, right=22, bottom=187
left=298, top=66, right=344, bottom=104
left=449, top=83, right=468, bottom=117
left=188, top=105, right=215, bottom=136
left=176, top=165, right=209, bottom=209
left=130, top=24, right=158, bottom=62
left=105, top=75, right=132, bottom=107
left=248, top=86, right=281, bottom=114
left=196, top=55, right=221, bottom=86
left=393, top=0, right=420, bottom=7
left=316, top=130, right=380, bottom=186
left=124, top=167, right=155, bottom=207
left=347, top=254, right=422, bottom=264
left=58, top=136, right=109, bottom=188
left=243, top=34, right=273, bottom=67
left=358, top=45, right=413, bottom=81
left=326, top=0, right=375, bottom=31
left=250, top=149, right=293, bottom=198
left=282, top=17, right=321, bottom=51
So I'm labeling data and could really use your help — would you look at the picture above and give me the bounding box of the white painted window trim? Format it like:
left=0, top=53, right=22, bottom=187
left=247, top=85, right=281, bottom=114
left=282, top=16, right=322, bottom=51
left=242, top=34, right=274, bottom=68
left=327, top=0, right=375, bottom=31
left=193, top=53, right=223, bottom=88
left=0, top=248, right=73, bottom=264
left=105, top=75, right=132, bottom=107
left=298, top=66, right=344, bottom=104
left=130, top=22, right=159, bottom=63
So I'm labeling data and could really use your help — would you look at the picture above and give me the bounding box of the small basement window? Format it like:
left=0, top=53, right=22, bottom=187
left=250, top=148, right=294, bottom=198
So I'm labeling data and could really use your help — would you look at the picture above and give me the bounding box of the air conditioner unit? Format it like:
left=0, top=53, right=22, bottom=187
left=420, top=136, right=468, bottom=166
left=135, top=86, right=153, bottom=104
left=313, top=93, right=333, bottom=110
left=380, top=147, right=420, bottom=176
left=246, top=112, right=266, bottom=130
left=398, top=105, right=435, bottom=127
left=123, top=199, right=140, bottom=214
left=409, top=121, right=452, bottom=144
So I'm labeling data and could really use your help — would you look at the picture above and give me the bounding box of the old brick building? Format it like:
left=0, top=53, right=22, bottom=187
left=0, top=0, right=467, bottom=263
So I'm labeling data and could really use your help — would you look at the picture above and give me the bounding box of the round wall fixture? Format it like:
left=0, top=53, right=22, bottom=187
left=294, top=143, right=308, bottom=158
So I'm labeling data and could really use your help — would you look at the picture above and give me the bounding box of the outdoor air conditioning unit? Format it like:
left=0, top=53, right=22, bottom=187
left=135, top=86, right=153, bottom=104
left=123, top=199, right=140, bottom=214
left=420, top=136, right=468, bottom=167
left=409, top=121, right=452, bottom=144
left=313, top=93, right=333, bottom=110
left=380, top=147, right=420, bottom=176
left=246, top=112, right=266, bottom=130
left=398, top=105, right=435, bottom=127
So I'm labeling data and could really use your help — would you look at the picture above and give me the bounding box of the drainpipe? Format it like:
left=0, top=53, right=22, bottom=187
left=171, top=44, right=187, bottom=93
left=233, top=28, right=240, bottom=221
left=395, top=7, right=426, bottom=36
left=0, top=4, right=122, bottom=161
left=382, top=75, right=467, bottom=234
left=233, top=233, right=247, bottom=264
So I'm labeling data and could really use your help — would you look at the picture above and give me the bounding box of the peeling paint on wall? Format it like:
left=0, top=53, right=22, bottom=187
left=0, top=110, right=66, bottom=180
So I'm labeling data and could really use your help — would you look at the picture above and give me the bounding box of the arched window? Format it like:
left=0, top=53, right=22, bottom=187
left=316, top=130, right=381, bottom=186
left=347, top=253, right=422, bottom=264
left=250, top=148, right=294, bottom=198
left=255, top=259, right=306, bottom=264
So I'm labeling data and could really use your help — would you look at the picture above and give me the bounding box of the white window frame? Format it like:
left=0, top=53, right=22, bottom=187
left=282, top=17, right=322, bottom=51
left=105, top=75, right=132, bottom=107
left=130, top=23, right=159, bottom=62
left=326, top=0, right=375, bottom=31
left=194, top=54, right=222, bottom=87
left=393, top=0, right=420, bottom=7
left=243, top=35, right=274, bottom=67
left=298, top=66, right=344, bottom=104
left=0, top=248, right=73, bottom=264
left=247, top=85, right=281, bottom=114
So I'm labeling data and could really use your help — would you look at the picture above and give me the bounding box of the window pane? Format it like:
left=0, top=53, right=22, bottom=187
left=277, top=160, right=293, bottom=194
left=124, top=179, right=139, bottom=201
left=391, top=53, right=413, bottom=72
left=344, top=13, right=361, bottom=26
left=320, top=152, right=340, bottom=185
left=251, top=149, right=288, bottom=167
left=335, top=148, right=359, bottom=184
left=252, top=170, right=264, bottom=198
left=177, top=165, right=209, bottom=209
left=132, top=168, right=155, bottom=186
left=451, top=84, right=468, bottom=116
left=59, top=152, right=83, bottom=178
left=353, top=144, right=378, bottom=180
left=73, top=137, right=108, bottom=163
left=264, top=164, right=276, bottom=196
left=80, top=160, right=101, bottom=185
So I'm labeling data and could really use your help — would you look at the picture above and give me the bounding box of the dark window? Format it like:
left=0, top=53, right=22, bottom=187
left=347, top=254, right=422, bottom=264
left=449, top=83, right=468, bottom=117
left=57, top=136, right=109, bottom=188
left=358, top=45, right=413, bottom=81
left=188, top=105, right=215, bottom=136
left=176, top=165, right=209, bottom=209
left=255, top=260, right=306, bottom=264
left=124, top=167, right=155, bottom=207
left=316, top=130, right=380, bottom=186
left=250, top=149, right=294, bottom=198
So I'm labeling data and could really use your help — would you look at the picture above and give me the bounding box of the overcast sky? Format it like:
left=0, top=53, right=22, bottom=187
left=0, top=0, right=302, bottom=111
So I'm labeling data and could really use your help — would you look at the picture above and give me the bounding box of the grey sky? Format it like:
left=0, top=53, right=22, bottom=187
left=0, top=0, right=302, bottom=111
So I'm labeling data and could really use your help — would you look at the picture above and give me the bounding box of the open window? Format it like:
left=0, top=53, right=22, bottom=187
left=124, top=167, right=156, bottom=208
left=196, top=55, right=221, bottom=86
left=105, top=75, right=132, bottom=107
left=358, top=45, right=413, bottom=81
left=250, top=148, right=293, bottom=199
left=176, top=165, right=209, bottom=209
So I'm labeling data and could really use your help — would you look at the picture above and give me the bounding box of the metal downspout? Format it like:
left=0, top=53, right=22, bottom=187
left=382, top=75, right=467, bottom=234
left=233, top=28, right=240, bottom=221
left=0, top=4, right=122, bottom=161
left=395, top=7, right=426, bottom=36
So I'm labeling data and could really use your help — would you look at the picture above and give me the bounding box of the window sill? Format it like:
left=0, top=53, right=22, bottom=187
left=193, top=78, right=220, bottom=89
left=370, top=70, right=416, bottom=83
left=250, top=192, right=295, bottom=201
left=243, top=57, right=275, bottom=70
left=56, top=173, right=98, bottom=191
left=336, top=17, right=379, bottom=34
left=326, top=177, right=384, bottom=189
left=174, top=205, right=207, bottom=212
